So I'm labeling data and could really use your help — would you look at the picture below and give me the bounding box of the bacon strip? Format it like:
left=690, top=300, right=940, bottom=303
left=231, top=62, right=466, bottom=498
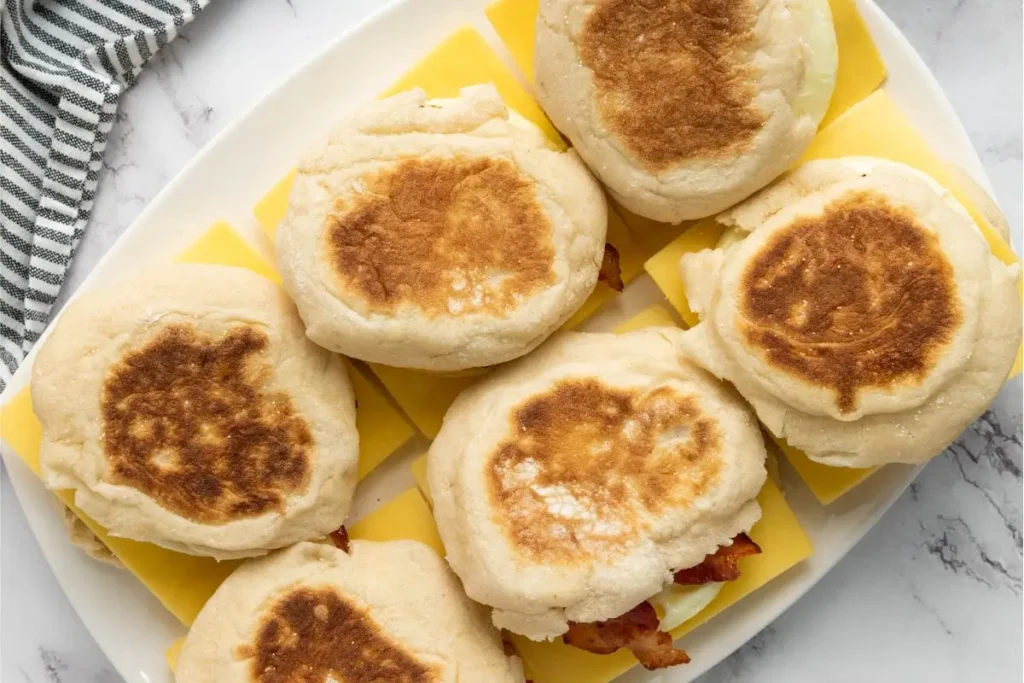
left=329, top=526, right=350, bottom=553
left=563, top=534, right=761, bottom=667
left=673, top=533, right=761, bottom=585
left=564, top=601, right=690, bottom=670
left=598, top=243, right=624, bottom=292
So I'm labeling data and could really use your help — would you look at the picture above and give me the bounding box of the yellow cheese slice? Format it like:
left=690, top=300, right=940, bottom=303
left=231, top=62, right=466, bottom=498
left=484, top=0, right=540, bottom=83
left=644, top=218, right=725, bottom=328
left=562, top=286, right=616, bottom=331
left=175, top=220, right=281, bottom=283
left=346, top=367, right=418, bottom=479
left=349, top=487, right=446, bottom=558
left=0, top=383, right=41, bottom=465
left=252, top=169, right=296, bottom=241
left=775, top=438, right=875, bottom=505
left=253, top=172, right=293, bottom=241
left=645, top=90, right=1022, bottom=503
left=165, top=637, right=184, bottom=673
left=0, top=223, right=415, bottom=625
left=368, top=363, right=475, bottom=440
left=381, top=26, right=562, bottom=146
left=613, top=302, right=677, bottom=333
left=821, top=0, right=888, bottom=128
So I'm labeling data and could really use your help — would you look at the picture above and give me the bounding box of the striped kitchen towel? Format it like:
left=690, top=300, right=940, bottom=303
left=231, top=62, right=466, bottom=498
left=0, top=0, right=211, bottom=392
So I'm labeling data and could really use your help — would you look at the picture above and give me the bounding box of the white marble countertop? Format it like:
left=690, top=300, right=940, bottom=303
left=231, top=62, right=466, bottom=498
left=2, top=0, right=1021, bottom=681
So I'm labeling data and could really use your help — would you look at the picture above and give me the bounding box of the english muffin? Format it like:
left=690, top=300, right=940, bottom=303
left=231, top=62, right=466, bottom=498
left=276, top=84, right=608, bottom=372
left=428, top=329, right=766, bottom=667
left=175, top=540, right=524, bottom=683
left=679, top=157, right=1022, bottom=468
left=535, top=0, right=838, bottom=222
left=32, top=264, right=358, bottom=559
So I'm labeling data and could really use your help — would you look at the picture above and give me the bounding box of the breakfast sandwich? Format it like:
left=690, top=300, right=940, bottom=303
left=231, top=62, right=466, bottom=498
left=175, top=540, right=525, bottom=682
left=534, top=0, right=838, bottom=222
left=276, top=84, right=608, bottom=372
left=679, top=157, right=1022, bottom=468
left=32, top=264, right=359, bottom=559
left=427, top=328, right=767, bottom=668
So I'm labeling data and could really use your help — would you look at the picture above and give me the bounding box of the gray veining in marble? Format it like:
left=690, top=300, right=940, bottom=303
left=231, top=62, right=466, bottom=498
left=2, top=0, right=1021, bottom=681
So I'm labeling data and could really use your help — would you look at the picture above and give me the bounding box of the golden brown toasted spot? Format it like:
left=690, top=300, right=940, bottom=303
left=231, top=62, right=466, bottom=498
left=488, top=379, right=722, bottom=563
left=243, top=587, right=441, bottom=683
left=101, top=325, right=312, bottom=524
left=740, top=191, right=963, bottom=414
left=578, top=0, right=765, bottom=170
left=325, top=155, right=556, bottom=317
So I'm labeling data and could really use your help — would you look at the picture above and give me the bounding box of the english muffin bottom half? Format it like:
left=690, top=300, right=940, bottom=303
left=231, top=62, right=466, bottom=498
left=679, top=157, right=1022, bottom=468
left=175, top=541, right=525, bottom=683
left=535, top=0, right=838, bottom=223
left=31, top=264, right=359, bottom=559
left=427, top=329, right=767, bottom=665
left=276, top=84, right=608, bottom=372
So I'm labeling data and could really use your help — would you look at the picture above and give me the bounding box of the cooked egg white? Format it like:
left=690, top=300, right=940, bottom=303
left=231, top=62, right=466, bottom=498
left=649, top=582, right=724, bottom=632
left=792, top=0, right=839, bottom=125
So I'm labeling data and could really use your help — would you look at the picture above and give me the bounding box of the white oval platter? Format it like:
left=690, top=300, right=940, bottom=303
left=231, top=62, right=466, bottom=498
left=0, top=0, right=1001, bottom=681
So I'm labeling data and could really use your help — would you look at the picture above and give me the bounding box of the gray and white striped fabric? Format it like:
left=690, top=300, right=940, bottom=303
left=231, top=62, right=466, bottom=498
left=0, top=0, right=210, bottom=392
